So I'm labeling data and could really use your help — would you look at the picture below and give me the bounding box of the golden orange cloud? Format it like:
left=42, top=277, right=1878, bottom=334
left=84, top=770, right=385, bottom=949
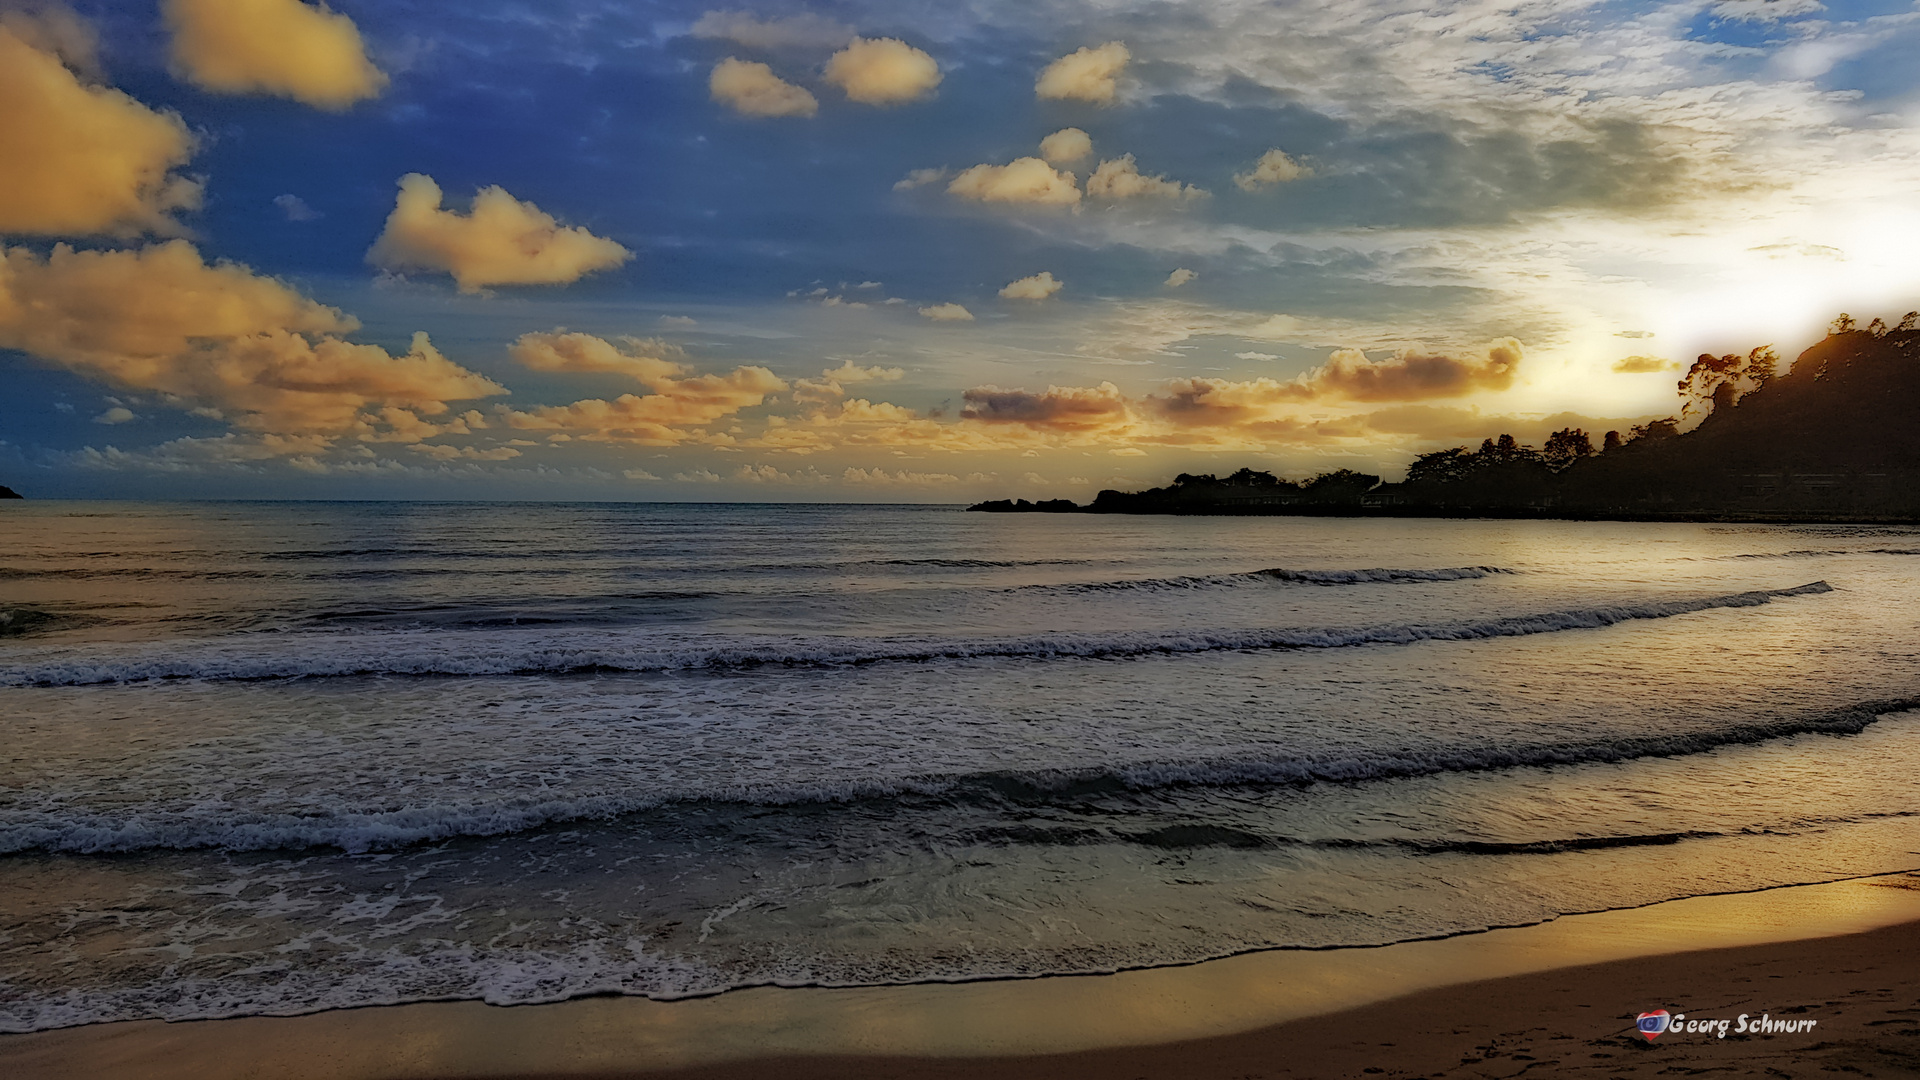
left=709, top=57, right=818, bottom=118
left=163, top=0, right=387, bottom=110
left=1038, top=127, right=1092, bottom=164
left=1233, top=149, right=1308, bottom=191
left=823, top=37, right=940, bottom=105
left=960, top=383, right=1130, bottom=431
left=0, top=241, right=505, bottom=437
left=947, top=158, right=1081, bottom=206
left=499, top=332, right=786, bottom=444
left=509, top=330, right=682, bottom=383
left=1087, top=155, right=1206, bottom=201
left=0, top=18, right=200, bottom=237
left=999, top=271, right=1063, bottom=300
left=367, top=174, right=631, bottom=292
left=1035, top=42, right=1129, bottom=104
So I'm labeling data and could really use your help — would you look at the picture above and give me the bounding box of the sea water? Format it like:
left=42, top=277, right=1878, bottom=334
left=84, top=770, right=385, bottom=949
left=1, top=501, right=1917, bottom=1031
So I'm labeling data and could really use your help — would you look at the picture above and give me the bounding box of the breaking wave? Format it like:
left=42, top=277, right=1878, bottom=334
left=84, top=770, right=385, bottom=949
left=1027, top=565, right=1513, bottom=593
left=0, top=581, right=1832, bottom=687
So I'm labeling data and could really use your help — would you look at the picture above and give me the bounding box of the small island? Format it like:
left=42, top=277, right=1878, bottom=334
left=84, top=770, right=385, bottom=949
left=0, top=485, right=22, bottom=499
left=971, top=315, right=1920, bottom=523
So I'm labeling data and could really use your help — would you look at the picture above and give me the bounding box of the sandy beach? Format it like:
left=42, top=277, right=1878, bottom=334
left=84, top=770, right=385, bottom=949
left=7, top=871, right=1919, bottom=1080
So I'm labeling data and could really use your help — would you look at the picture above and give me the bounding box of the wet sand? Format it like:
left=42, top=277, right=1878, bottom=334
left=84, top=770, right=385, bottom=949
left=6, top=872, right=1920, bottom=1080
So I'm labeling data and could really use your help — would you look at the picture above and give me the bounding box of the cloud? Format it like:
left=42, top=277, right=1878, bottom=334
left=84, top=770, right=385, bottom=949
left=1036, top=42, right=1129, bottom=105
left=999, top=272, right=1063, bottom=301
left=162, top=0, right=387, bottom=110
left=1165, top=268, right=1196, bottom=288
left=273, top=194, right=319, bottom=221
left=0, top=17, right=201, bottom=237
left=658, top=315, right=698, bottom=328
left=622, top=467, right=661, bottom=481
left=823, top=37, right=940, bottom=105
left=1039, top=127, right=1092, bottom=164
left=1, top=4, right=97, bottom=73
left=1233, top=149, right=1308, bottom=191
left=1087, top=155, right=1206, bottom=201
left=499, top=332, right=786, bottom=445
left=947, top=158, right=1081, bottom=206
left=0, top=241, right=505, bottom=437
left=823, top=360, right=904, bottom=382
left=919, top=302, right=975, bottom=321
left=842, top=467, right=961, bottom=485
left=366, top=174, right=631, bottom=292
left=709, top=57, right=817, bottom=118
left=509, top=331, right=682, bottom=383
left=1148, top=340, right=1524, bottom=427
left=960, top=383, right=1128, bottom=431
left=893, top=167, right=948, bottom=190
left=1235, top=351, right=1279, bottom=361
left=93, top=406, right=134, bottom=425
left=1612, top=355, right=1676, bottom=373
left=1710, top=0, right=1824, bottom=21
left=689, top=11, right=854, bottom=51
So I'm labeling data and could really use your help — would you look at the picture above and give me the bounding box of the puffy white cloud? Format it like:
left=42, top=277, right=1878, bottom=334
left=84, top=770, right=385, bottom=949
left=0, top=17, right=201, bottom=237
left=1233, top=149, right=1308, bottom=191
left=162, top=0, right=387, bottom=110
left=93, top=406, right=135, bottom=425
left=1035, top=42, right=1129, bottom=105
left=1039, top=127, right=1092, bottom=164
left=0, top=241, right=505, bottom=437
left=366, top=174, right=631, bottom=292
left=1165, top=268, right=1197, bottom=287
left=823, top=37, right=940, bottom=105
left=709, top=57, right=817, bottom=118
left=919, top=302, right=975, bottom=321
left=999, top=271, right=1063, bottom=301
left=1087, top=155, right=1206, bottom=201
left=947, top=158, right=1081, bottom=206
left=689, top=11, right=855, bottom=50
left=273, top=194, right=320, bottom=221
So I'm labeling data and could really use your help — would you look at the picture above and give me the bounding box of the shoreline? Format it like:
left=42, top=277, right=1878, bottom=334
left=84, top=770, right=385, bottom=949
left=6, top=871, right=1920, bottom=1079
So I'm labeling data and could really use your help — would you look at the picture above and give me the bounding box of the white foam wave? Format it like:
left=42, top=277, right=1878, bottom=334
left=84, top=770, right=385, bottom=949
left=1032, top=564, right=1512, bottom=593
left=0, top=581, right=1831, bottom=687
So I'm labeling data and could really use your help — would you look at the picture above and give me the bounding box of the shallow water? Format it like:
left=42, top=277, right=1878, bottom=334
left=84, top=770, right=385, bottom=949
left=2, top=502, right=1918, bottom=1030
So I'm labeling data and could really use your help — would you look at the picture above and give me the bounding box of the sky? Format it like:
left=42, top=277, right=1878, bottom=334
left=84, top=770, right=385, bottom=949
left=3, top=0, right=1920, bottom=501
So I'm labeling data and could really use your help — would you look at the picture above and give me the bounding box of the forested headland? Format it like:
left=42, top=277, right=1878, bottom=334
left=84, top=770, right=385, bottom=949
left=970, top=314, right=1920, bottom=522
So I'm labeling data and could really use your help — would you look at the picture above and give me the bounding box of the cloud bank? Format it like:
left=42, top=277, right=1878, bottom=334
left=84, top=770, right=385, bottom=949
left=0, top=241, right=503, bottom=436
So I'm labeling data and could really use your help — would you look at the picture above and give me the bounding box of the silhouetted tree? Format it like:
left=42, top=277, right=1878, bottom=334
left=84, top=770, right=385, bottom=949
left=1831, top=313, right=1857, bottom=334
left=1899, top=312, right=1919, bottom=332
left=1302, top=469, right=1381, bottom=501
left=1603, top=430, right=1623, bottom=451
left=1542, top=428, right=1594, bottom=470
left=1868, top=318, right=1890, bottom=336
left=1406, top=447, right=1477, bottom=485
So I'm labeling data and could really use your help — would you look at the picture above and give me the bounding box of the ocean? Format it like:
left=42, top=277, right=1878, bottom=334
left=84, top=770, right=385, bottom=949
left=2, top=501, right=1918, bottom=1032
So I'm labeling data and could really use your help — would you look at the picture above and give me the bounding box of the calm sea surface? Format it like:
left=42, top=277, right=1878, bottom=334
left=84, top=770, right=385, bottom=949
left=2, top=501, right=1919, bottom=1031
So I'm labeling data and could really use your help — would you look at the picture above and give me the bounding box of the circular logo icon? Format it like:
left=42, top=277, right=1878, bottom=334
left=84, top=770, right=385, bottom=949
left=1636, top=1010, right=1672, bottom=1040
